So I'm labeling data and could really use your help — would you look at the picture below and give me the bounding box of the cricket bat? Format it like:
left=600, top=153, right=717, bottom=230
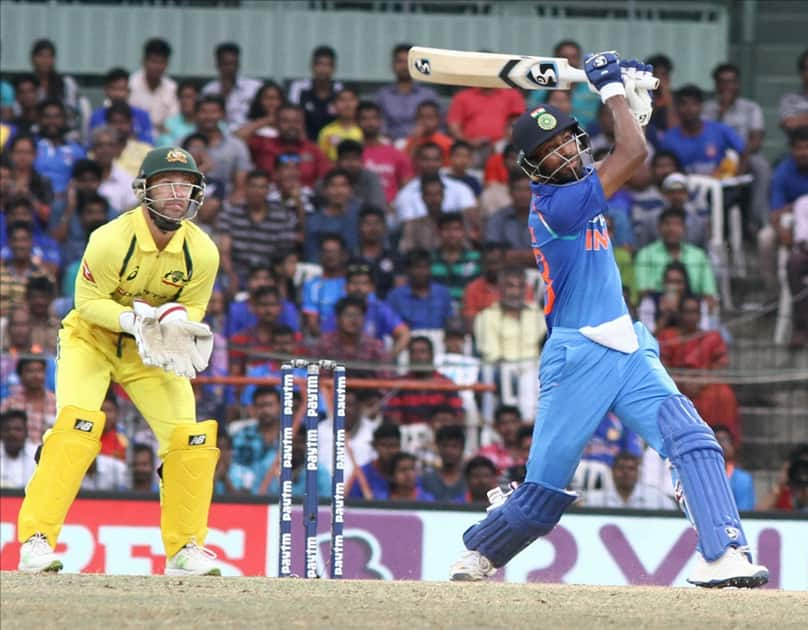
left=408, top=46, right=659, bottom=91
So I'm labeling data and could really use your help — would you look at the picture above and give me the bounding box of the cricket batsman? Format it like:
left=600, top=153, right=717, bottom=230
left=17, top=147, right=222, bottom=576
left=450, top=53, right=769, bottom=588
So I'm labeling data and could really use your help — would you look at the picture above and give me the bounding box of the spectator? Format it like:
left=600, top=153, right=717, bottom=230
left=384, top=336, right=463, bottom=425
left=130, top=443, right=158, bottom=493
left=395, top=142, right=476, bottom=226
left=644, top=53, right=678, bottom=146
left=248, top=104, right=331, bottom=187
left=99, top=392, right=128, bottom=462
left=430, top=212, right=481, bottom=304
left=388, top=452, right=435, bottom=501
left=25, top=275, right=59, bottom=354
left=288, top=45, right=343, bottom=141
left=0, top=357, right=56, bottom=443
left=59, top=193, right=109, bottom=300
left=267, top=153, right=316, bottom=225
left=758, top=128, right=808, bottom=301
left=182, top=132, right=227, bottom=216
left=348, top=422, right=402, bottom=500
left=318, top=87, right=363, bottom=162
left=660, top=172, right=709, bottom=247
left=447, top=82, right=525, bottom=163
left=81, top=453, right=128, bottom=491
left=1, top=196, right=60, bottom=277
left=446, top=141, right=482, bottom=197
left=0, top=306, right=56, bottom=400
left=304, top=169, right=360, bottom=262
left=778, top=49, right=808, bottom=133
left=128, top=38, right=178, bottom=134
left=239, top=324, right=300, bottom=408
left=787, top=195, right=808, bottom=348
left=474, top=267, right=547, bottom=419
left=357, top=100, right=413, bottom=205
left=527, top=40, right=600, bottom=131
left=105, top=101, right=152, bottom=177
left=503, top=423, right=534, bottom=484
left=90, top=126, right=138, bottom=214
left=310, top=295, right=391, bottom=378
left=157, top=80, right=199, bottom=147
left=281, top=425, right=333, bottom=498
left=7, top=134, right=54, bottom=214
left=229, top=387, right=283, bottom=494
left=757, top=445, right=808, bottom=511
left=585, top=451, right=676, bottom=509
left=229, top=285, right=286, bottom=377
left=485, top=170, right=537, bottom=267
left=353, top=205, right=397, bottom=299
left=89, top=68, right=153, bottom=143
left=322, top=262, right=410, bottom=356
left=404, top=100, right=454, bottom=162
left=219, top=169, right=298, bottom=289
left=660, top=85, right=745, bottom=177
left=302, top=234, right=349, bottom=338
left=376, top=43, right=440, bottom=141
left=194, top=94, right=253, bottom=202
left=462, top=242, right=510, bottom=327
left=0, top=409, right=37, bottom=489
left=333, top=139, right=387, bottom=210
left=637, top=260, right=694, bottom=334
left=421, top=424, right=468, bottom=502
left=29, top=39, right=81, bottom=130
left=589, top=103, right=615, bottom=154
left=399, top=173, right=445, bottom=254
left=635, top=207, right=717, bottom=309
left=226, top=265, right=299, bottom=337
left=386, top=249, right=453, bottom=332
left=657, top=294, right=741, bottom=441
left=318, top=389, right=375, bottom=482
left=50, top=159, right=108, bottom=246
left=235, top=80, right=285, bottom=143
left=784, top=459, right=808, bottom=512
left=704, top=62, right=770, bottom=228
left=0, top=221, right=50, bottom=308
left=202, top=42, right=262, bottom=130
left=9, top=74, right=39, bottom=137
left=464, top=455, right=499, bottom=503
left=713, top=425, right=755, bottom=511
left=631, top=149, right=683, bottom=248
left=33, top=99, right=86, bottom=195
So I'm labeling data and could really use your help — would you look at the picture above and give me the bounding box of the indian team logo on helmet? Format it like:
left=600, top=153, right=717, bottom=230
left=166, top=149, right=189, bottom=164
left=536, top=112, right=557, bottom=131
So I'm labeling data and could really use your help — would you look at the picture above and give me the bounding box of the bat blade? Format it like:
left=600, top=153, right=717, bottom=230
left=408, top=46, right=658, bottom=91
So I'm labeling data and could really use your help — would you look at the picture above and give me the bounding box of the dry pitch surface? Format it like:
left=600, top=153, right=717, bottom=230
left=1, top=572, right=806, bottom=629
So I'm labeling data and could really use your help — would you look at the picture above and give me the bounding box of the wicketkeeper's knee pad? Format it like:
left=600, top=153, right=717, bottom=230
left=17, top=406, right=104, bottom=546
left=462, top=482, right=576, bottom=568
left=160, top=420, right=219, bottom=558
left=658, top=395, right=747, bottom=560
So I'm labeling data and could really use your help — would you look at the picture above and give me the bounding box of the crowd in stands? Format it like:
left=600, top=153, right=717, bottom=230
left=1, top=37, right=807, bottom=513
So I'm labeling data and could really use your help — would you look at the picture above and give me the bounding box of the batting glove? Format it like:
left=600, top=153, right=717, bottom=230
left=621, top=60, right=654, bottom=127
left=584, top=51, right=625, bottom=102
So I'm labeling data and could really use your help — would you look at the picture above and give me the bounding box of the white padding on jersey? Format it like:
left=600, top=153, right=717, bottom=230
left=579, top=314, right=639, bottom=354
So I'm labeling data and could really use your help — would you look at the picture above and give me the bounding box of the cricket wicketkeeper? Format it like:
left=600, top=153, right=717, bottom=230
left=17, top=147, right=222, bottom=576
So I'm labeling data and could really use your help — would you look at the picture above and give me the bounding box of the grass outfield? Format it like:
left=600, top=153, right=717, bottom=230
left=1, top=573, right=806, bottom=629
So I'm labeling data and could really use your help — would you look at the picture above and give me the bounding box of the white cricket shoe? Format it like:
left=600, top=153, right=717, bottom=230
left=687, top=546, right=769, bottom=588
left=18, top=533, right=63, bottom=573
left=165, top=541, right=221, bottom=576
left=450, top=550, right=497, bottom=581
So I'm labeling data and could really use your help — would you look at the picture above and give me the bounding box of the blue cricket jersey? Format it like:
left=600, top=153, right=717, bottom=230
left=528, top=168, right=628, bottom=332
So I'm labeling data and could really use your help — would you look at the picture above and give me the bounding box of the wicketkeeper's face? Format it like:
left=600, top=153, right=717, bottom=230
left=147, top=172, right=198, bottom=219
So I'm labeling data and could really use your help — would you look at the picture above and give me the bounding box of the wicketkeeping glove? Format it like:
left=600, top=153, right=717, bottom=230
left=155, top=303, right=214, bottom=379
left=120, top=301, right=171, bottom=370
left=584, top=51, right=625, bottom=102
left=621, top=60, right=654, bottom=127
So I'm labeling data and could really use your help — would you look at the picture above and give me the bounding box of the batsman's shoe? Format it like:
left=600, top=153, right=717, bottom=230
left=687, top=546, right=768, bottom=588
left=18, top=533, right=63, bottom=573
left=450, top=550, right=497, bottom=581
left=165, top=541, right=221, bottom=576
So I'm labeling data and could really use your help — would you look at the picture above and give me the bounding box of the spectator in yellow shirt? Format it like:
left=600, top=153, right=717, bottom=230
left=318, top=86, right=363, bottom=162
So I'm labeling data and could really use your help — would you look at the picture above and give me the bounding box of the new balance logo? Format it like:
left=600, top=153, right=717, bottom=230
left=74, top=419, right=94, bottom=432
left=188, top=434, right=207, bottom=446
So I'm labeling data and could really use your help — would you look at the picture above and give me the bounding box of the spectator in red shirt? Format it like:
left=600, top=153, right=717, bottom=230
left=447, top=86, right=525, bottom=161
left=99, top=391, right=128, bottom=462
left=476, top=404, right=525, bottom=475
left=357, top=100, right=413, bottom=204
left=404, top=100, right=454, bottom=163
left=384, top=336, right=464, bottom=425
left=247, top=104, right=332, bottom=187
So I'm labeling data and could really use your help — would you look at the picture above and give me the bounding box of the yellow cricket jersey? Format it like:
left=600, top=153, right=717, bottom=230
left=66, top=207, right=219, bottom=335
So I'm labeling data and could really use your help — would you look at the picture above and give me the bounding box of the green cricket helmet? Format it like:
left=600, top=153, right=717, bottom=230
left=132, top=147, right=206, bottom=232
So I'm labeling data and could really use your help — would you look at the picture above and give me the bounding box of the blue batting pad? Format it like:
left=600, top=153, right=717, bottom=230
left=463, top=482, right=576, bottom=567
left=659, top=395, right=748, bottom=560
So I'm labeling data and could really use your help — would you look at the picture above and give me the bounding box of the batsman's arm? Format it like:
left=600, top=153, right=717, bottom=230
left=596, top=96, right=648, bottom=199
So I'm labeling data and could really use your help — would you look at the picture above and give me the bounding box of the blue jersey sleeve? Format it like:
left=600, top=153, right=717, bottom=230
left=769, top=161, right=789, bottom=210
left=533, top=169, right=608, bottom=235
